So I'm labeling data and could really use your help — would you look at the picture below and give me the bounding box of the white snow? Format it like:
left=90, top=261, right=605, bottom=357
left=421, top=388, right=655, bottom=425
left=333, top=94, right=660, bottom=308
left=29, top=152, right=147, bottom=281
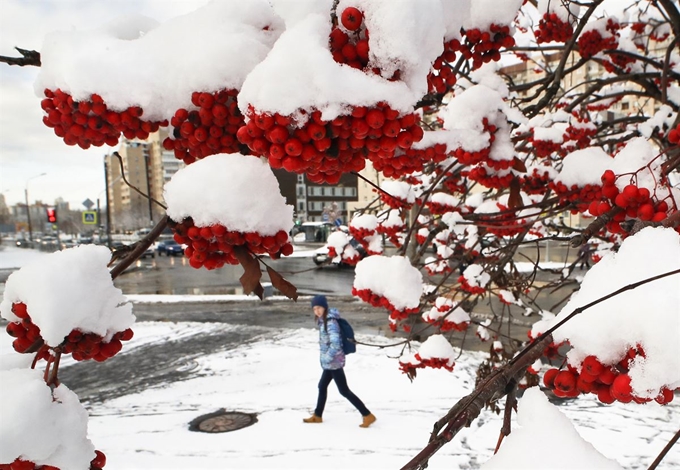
left=0, top=369, right=96, bottom=470
left=35, top=0, right=284, bottom=120
left=353, top=255, right=423, bottom=310
left=163, top=153, right=294, bottom=235
left=0, top=245, right=134, bottom=346
left=481, top=388, right=623, bottom=469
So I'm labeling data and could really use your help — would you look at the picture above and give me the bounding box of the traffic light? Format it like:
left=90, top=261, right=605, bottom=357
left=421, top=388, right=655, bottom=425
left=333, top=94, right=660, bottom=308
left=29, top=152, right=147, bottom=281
left=46, top=207, right=57, bottom=223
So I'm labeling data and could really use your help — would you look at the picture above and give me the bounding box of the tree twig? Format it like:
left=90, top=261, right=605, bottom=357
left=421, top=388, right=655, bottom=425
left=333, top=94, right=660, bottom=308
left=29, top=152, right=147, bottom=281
left=647, top=427, right=680, bottom=470
left=0, top=47, right=41, bottom=67
left=109, top=216, right=169, bottom=279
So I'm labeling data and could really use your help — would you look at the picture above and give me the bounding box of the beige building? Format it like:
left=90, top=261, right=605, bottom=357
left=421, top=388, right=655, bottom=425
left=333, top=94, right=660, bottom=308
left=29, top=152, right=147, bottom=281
left=105, top=129, right=184, bottom=232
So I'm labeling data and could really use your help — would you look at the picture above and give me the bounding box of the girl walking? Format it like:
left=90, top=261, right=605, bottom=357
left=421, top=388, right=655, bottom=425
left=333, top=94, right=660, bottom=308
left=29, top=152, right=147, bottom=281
left=303, top=295, right=376, bottom=428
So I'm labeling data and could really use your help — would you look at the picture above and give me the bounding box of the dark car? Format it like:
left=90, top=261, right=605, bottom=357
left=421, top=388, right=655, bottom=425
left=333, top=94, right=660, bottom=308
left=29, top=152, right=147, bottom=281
left=157, top=240, right=184, bottom=256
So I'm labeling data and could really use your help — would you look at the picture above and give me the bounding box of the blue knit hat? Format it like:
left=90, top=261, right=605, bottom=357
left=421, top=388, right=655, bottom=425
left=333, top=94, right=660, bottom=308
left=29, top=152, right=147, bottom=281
left=311, top=295, right=328, bottom=310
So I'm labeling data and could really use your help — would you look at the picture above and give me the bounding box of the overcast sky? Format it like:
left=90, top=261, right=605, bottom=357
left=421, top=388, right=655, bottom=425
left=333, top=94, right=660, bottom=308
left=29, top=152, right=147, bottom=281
left=0, top=1, right=209, bottom=209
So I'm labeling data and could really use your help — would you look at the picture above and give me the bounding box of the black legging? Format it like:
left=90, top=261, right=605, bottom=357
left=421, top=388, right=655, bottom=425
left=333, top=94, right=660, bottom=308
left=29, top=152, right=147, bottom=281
left=314, top=368, right=371, bottom=417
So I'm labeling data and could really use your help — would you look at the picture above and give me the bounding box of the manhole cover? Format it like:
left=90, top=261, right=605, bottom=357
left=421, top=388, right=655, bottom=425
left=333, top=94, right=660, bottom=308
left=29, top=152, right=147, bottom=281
left=189, top=409, right=258, bottom=433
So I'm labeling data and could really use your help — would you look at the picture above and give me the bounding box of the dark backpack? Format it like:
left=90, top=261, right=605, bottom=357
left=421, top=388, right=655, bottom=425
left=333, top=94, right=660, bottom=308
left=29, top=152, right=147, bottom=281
left=335, top=317, right=356, bottom=355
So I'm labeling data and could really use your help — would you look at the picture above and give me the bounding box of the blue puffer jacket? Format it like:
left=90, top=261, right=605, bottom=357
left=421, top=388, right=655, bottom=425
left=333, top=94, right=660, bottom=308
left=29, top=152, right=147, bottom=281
left=318, top=308, right=345, bottom=370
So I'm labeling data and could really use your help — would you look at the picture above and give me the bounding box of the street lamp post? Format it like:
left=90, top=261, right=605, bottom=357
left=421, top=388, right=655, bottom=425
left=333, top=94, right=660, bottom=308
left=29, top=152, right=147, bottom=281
left=25, top=173, right=47, bottom=242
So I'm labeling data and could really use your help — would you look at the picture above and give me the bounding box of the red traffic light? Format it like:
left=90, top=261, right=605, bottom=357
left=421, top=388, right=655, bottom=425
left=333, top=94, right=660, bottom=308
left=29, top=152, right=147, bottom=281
left=46, top=207, right=57, bottom=223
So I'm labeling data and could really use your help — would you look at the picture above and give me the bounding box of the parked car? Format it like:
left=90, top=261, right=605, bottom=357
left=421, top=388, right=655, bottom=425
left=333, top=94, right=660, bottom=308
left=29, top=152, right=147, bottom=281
left=140, top=245, right=155, bottom=259
left=157, top=240, right=184, bottom=256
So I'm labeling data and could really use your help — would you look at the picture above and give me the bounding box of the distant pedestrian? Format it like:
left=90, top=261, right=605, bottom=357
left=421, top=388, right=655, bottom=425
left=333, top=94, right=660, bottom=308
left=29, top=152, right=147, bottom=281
left=303, top=295, right=376, bottom=428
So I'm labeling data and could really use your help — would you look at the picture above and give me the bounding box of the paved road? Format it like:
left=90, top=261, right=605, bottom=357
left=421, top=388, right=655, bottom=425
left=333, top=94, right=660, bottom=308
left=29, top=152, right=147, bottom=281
left=112, top=251, right=356, bottom=296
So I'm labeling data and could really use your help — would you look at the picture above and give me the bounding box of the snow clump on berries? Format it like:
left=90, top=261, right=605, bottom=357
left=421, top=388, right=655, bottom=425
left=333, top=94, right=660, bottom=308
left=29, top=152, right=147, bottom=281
left=0, top=369, right=97, bottom=469
left=0, top=245, right=133, bottom=347
left=34, top=0, right=284, bottom=120
left=353, top=255, right=423, bottom=311
left=538, top=227, right=680, bottom=398
left=163, top=153, right=294, bottom=235
left=239, top=4, right=445, bottom=121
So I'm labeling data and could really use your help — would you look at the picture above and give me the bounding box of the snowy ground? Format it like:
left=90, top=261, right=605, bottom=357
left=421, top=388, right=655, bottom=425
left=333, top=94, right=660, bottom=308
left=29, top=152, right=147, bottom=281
left=72, top=324, right=680, bottom=469
left=1, top=246, right=679, bottom=469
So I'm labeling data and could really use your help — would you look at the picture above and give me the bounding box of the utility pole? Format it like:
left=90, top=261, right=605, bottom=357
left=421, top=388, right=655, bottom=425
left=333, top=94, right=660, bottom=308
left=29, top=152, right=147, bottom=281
left=104, top=158, right=112, bottom=250
left=144, top=153, right=153, bottom=227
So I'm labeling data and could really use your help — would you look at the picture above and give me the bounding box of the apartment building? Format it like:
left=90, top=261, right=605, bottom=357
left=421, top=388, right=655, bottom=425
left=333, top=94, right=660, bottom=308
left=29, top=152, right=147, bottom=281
left=105, top=129, right=183, bottom=232
left=273, top=169, right=359, bottom=225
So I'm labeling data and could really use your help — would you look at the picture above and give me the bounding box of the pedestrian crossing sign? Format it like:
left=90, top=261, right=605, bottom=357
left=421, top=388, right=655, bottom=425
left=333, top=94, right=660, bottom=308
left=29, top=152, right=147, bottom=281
left=83, top=211, right=97, bottom=224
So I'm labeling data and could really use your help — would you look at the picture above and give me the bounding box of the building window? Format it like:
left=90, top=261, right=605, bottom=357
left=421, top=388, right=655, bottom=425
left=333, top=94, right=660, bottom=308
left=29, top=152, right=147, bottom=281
left=308, top=187, right=323, bottom=196
left=308, top=201, right=324, bottom=212
left=323, top=187, right=333, bottom=196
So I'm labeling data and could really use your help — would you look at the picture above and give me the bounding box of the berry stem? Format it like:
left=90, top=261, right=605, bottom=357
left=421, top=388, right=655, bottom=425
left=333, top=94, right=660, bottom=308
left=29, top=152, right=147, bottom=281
left=46, top=349, right=62, bottom=387
left=647, top=427, right=680, bottom=470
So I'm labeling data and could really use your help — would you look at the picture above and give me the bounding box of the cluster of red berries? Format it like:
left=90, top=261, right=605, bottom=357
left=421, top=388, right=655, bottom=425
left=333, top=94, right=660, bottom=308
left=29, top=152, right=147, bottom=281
left=668, top=123, right=680, bottom=144
left=424, top=259, right=452, bottom=276
left=530, top=136, right=563, bottom=159
left=452, top=25, right=516, bottom=71
left=425, top=199, right=460, bottom=216
left=171, top=219, right=293, bottom=270
left=415, top=228, right=429, bottom=245
left=375, top=188, right=414, bottom=210
left=463, top=166, right=514, bottom=189
left=348, top=230, right=382, bottom=256
left=603, top=51, right=636, bottom=73
left=238, top=105, right=421, bottom=184
left=475, top=204, right=526, bottom=237
left=451, top=119, right=498, bottom=166
left=564, top=123, right=597, bottom=152
left=422, top=315, right=468, bottom=333
left=421, top=355, right=455, bottom=371
left=2, top=450, right=107, bottom=470
left=162, top=90, right=244, bottom=165
left=440, top=171, right=467, bottom=194
left=372, top=142, right=442, bottom=179
left=41, top=89, right=167, bottom=150
left=6, top=302, right=44, bottom=356
left=457, top=276, right=486, bottom=295
left=589, top=170, right=669, bottom=233
left=348, top=225, right=375, bottom=244
left=577, top=20, right=619, bottom=59
left=535, top=13, right=573, bottom=44
left=330, top=8, right=397, bottom=78
left=543, top=350, right=675, bottom=405
left=427, top=40, right=460, bottom=94
left=549, top=180, right=603, bottom=213
left=6, top=302, right=133, bottom=363
left=351, top=287, right=419, bottom=321
left=585, top=95, right=623, bottom=112
left=375, top=223, right=404, bottom=247
left=62, top=328, right=132, bottom=363
left=520, top=167, right=554, bottom=194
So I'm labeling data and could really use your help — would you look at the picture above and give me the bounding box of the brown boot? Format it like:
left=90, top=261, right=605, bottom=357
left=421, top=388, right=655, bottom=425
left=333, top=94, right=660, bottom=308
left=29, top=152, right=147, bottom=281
left=359, top=413, right=376, bottom=428
left=303, top=414, right=322, bottom=423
